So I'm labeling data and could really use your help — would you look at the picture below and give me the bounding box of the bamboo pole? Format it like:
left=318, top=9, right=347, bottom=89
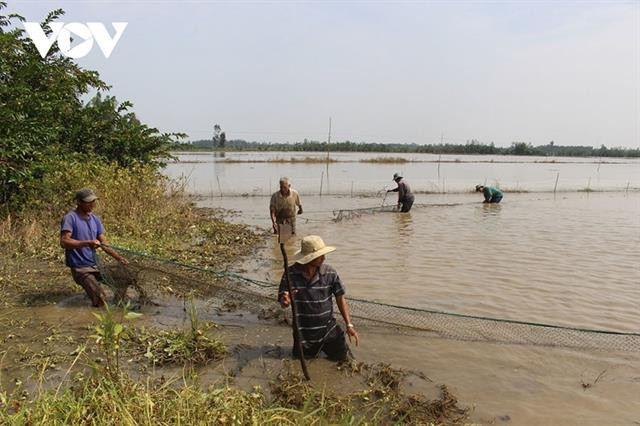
left=319, top=171, right=324, bottom=196
left=553, top=172, right=560, bottom=194
left=279, top=241, right=311, bottom=381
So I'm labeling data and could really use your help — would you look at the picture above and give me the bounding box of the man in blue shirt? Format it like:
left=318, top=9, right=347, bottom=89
left=60, top=188, right=127, bottom=307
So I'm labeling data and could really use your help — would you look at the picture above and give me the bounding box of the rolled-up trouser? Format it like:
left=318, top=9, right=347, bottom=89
left=400, top=195, right=415, bottom=212
left=276, top=216, right=296, bottom=234
left=70, top=266, right=106, bottom=307
left=292, top=325, right=351, bottom=362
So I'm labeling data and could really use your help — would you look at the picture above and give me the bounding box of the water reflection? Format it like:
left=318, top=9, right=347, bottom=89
left=390, top=213, right=414, bottom=274
left=480, top=202, right=502, bottom=217
left=393, top=212, right=414, bottom=239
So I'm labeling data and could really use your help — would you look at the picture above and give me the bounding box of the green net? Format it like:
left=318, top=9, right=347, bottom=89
left=96, top=246, right=640, bottom=352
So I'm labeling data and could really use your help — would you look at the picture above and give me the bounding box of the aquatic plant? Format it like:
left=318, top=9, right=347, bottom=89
left=125, top=300, right=226, bottom=366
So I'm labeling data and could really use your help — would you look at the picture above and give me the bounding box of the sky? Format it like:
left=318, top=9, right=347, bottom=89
left=9, top=1, right=640, bottom=148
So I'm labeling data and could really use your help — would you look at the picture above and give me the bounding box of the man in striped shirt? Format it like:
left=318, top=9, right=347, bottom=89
left=279, top=235, right=359, bottom=361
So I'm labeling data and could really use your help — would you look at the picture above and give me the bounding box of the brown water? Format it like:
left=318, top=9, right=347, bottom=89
left=202, top=190, right=640, bottom=424
left=4, top=162, right=640, bottom=423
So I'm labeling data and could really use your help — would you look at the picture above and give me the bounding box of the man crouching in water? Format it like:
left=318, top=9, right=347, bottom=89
left=279, top=235, right=359, bottom=361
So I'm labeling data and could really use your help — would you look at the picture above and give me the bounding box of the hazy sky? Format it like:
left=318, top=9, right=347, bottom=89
left=11, top=1, right=640, bottom=148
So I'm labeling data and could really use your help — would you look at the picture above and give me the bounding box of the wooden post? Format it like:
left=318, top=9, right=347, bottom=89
left=553, top=172, right=560, bottom=194
left=279, top=231, right=310, bottom=381
left=326, top=117, right=331, bottom=163
left=319, top=171, right=324, bottom=196
left=216, top=176, right=223, bottom=198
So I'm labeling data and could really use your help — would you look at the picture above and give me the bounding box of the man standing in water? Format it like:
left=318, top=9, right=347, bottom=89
left=60, top=188, right=128, bottom=307
left=279, top=235, right=359, bottom=361
left=475, top=184, right=503, bottom=203
left=270, top=177, right=303, bottom=235
left=387, top=172, right=415, bottom=212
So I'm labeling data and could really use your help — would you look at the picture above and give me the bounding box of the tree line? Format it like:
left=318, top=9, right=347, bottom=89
left=175, top=139, right=640, bottom=158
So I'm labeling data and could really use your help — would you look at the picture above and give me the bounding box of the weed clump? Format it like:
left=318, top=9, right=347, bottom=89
left=126, top=323, right=226, bottom=366
left=126, top=300, right=225, bottom=366
left=269, top=361, right=469, bottom=424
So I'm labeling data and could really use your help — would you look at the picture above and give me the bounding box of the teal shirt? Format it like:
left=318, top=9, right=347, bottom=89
left=483, top=186, right=503, bottom=201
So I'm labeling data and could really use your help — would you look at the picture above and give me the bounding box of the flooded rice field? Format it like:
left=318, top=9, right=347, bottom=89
left=166, top=151, right=640, bottom=195
left=164, top=153, right=640, bottom=424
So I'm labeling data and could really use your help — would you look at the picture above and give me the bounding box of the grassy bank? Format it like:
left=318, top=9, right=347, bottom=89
left=0, top=160, right=262, bottom=265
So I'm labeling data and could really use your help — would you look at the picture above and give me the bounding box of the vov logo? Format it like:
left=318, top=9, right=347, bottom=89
left=23, top=22, right=128, bottom=59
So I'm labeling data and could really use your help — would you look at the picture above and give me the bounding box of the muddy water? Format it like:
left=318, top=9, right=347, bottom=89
left=199, top=190, right=640, bottom=424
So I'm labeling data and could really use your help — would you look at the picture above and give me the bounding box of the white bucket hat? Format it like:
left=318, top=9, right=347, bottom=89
left=291, top=235, right=336, bottom=265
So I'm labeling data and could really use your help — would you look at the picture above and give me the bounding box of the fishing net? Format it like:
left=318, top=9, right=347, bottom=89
left=96, top=247, right=640, bottom=352
left=332, top=202, right=465, bottom=222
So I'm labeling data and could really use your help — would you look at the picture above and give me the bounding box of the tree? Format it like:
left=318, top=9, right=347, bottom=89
left=0, top=2, right=184, bottom=210
left=212, top=124, right=226, bottom=149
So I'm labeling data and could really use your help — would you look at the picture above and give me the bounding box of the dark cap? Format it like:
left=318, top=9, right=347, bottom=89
left=475, top=184, right=483, bottom=191
left=75, top=188, right=98, bottom=203
left=393, top=172, right=402, bottom=181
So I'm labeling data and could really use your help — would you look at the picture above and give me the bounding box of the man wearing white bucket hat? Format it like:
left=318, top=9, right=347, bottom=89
left=278, top=235, right=359, bottom=361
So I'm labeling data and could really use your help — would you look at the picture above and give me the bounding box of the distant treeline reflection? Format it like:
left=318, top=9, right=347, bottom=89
left=176, top=140, right=639, bottom=158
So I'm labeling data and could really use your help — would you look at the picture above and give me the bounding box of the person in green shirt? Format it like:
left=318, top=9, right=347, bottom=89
left=475, top=185, right=503, bottom=203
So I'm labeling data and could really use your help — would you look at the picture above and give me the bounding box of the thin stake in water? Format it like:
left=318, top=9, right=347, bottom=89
left=216, top=176, right=223, bottom=198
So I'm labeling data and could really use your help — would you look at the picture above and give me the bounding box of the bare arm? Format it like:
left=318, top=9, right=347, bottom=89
left=60, top=230, right=100, bottom=250
left=296, top=193, right=303, bottom=214
left=336, top=295, right=359, bottom=347
left=97, top=234, right=128, bottom=265
left=270, top=207, right=278, bottom=233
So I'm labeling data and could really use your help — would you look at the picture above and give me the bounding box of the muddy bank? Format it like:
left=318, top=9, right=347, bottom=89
left=0, top=254, right=473, bottom=424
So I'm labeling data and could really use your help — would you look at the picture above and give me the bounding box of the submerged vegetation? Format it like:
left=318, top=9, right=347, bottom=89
left=223, top=156, right=339, bottom=163
left=177, top=139, right=640, bottom=158
left=360, top=157, right=410, bottom=163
